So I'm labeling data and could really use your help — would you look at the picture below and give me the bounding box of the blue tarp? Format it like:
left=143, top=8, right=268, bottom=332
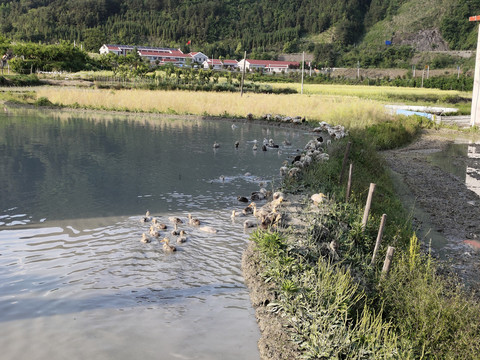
left=396, top=109, right=433, bottom=120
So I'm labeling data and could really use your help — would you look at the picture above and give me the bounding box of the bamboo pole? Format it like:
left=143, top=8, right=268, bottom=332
left=361, top=183, right=376, bottom=232
left=345, top=163, right=353, bottom=203
left=382, top=246, right=395, bottom=277
left=339, top=141, right=352, bottom=184
left=371, top=214, right=387, bottom=265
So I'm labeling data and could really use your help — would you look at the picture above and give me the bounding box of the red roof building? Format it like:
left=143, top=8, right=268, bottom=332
left=238, top=59, right=299, bottom=73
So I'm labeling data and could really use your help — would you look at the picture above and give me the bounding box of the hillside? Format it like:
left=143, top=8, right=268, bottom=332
left=0, top=0, right=479, bottom=63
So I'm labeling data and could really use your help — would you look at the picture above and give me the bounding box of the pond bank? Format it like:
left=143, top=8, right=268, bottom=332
left=241, top=127, right=480, bottom=359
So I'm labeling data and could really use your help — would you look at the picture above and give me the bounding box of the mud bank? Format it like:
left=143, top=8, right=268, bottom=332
left=384, top=129, right=480, bottom=291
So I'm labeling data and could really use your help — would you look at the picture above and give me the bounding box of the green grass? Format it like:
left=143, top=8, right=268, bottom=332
left=250, top=115, right=480, bottom=359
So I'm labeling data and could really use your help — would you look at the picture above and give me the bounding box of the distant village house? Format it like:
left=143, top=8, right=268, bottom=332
left=203, top=58, right=239, bottom=70
left=99, top=44, right=291, bottom=73
left=100, top=44, right=208, bottom=67
left=237, top=59, right=300, bottom=73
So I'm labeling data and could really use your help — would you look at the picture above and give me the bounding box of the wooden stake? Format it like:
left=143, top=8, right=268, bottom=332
left=371, top=214, right=387, bottom=265
left=339, top=141, right=352, bottom=184
left=345, top=163, right=353, bottom=203
left=361, top=183, right=376, bottom=232
left=382, top=246, right=395, bottom=277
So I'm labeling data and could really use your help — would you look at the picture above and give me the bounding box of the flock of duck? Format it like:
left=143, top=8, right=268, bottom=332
left=138, top=119, right=347, bottom=253
left=139, top=211, right=217, bottom=253
left=213, top=136, right=289, bottom=152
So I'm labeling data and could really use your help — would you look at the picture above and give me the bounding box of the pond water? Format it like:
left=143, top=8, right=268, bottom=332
left=0, top=107, right=313, bottom=360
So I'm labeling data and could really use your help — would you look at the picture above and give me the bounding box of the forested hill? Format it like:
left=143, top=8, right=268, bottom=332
left=0, top=0, right=478, bottom=57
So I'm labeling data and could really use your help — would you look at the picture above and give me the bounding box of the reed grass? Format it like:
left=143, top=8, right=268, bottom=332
left=35, top=87, right=390, bottom=128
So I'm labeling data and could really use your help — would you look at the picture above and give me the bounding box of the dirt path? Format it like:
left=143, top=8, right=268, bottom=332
left=384, top=129, right=480, bottom=292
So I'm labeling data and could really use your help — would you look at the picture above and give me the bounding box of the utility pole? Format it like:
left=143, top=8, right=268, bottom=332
left=469, top=15, right=480, bottom=126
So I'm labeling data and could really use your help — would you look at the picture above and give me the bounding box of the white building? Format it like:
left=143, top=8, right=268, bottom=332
left=237, top=59, right=299, bottom=73
left=189, top=52, right=208, bottom=65
left=203, top=59, right=223, bottom=70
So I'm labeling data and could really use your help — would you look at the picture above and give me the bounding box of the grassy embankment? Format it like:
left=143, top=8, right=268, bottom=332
left=249, top=116, right=480, bottom=358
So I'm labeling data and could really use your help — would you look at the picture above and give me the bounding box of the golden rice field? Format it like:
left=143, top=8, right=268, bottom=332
left=36, top=87, right=396, bottom=129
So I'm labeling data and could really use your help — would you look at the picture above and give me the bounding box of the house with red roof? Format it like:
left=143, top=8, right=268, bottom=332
left=189, top=52, right=208, bottom=65
left=222, top=59, right=239, bottom=70
left=100, top=44, right=208, bottom=68
left=100, top=44, right=178, bottom=56
left=137, top=49, right=191, bottom=66
left=203, top=59, right=239, bottom=70
left=203, top=59, right=223, bottom=70
left=237, top=59, right=299, bottom=73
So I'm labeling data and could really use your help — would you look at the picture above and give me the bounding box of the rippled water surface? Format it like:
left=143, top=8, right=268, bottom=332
left=0, top=107, right=314, bottom=360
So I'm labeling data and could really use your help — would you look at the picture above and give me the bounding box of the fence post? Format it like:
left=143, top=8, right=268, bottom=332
left=361, top=183, right=376, bottom=232
left=339, top=141, right=352, bottom=184
left=345, top=163, right=353, bottom=203
left=382, top=246, right=395, bottom=277
left=371, top=214, right=387, bottom=265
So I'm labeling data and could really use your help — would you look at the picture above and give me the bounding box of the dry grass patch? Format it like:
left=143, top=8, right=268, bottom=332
left=35, top=87, right=389, bottom=127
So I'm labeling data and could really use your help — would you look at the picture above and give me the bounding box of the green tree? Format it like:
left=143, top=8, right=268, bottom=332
left=83, top=28, right=106, bottom=52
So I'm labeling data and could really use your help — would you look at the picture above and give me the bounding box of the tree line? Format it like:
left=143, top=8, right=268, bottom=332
left=0, top=0, right=388, bottom=56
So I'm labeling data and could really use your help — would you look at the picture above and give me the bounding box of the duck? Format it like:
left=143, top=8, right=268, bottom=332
left=199, top=225, right=217, bottom=233
left=232, top=124, right=238, bottom=130
left=168, top=216, right=183, bottom=225
left=252, top=143, right=258, bottom=151
left=213, top=141, right=220, bottom=148
left=283, top=139, right=292, bottom=146
left=149, top=225, right=160, bottom=237
left=231, top=210, right=237, bottom=221
left=237, top=196, right=249, bottom=203
left=260, top=212, right=282, bottom=229
left=242, top=202, right=255, bottom=216
left=157, top=222, right=167, bottom=230
left=235, top=141, right=240, bottom=148
left=311, top=193, right=326, bottom=206
left=161, top=238, right=177, bottom=252
left=141, top=210, right=152, bottom=222
left=273, top=191, right=285, bottom=200
left=251, top=189, right=267, bottom=201
left=177, top=236, right=188, bottom=244
left=244, top=219, right=257, bottom=229
left=268, top=139, right=279, bottom=148
left=188, top=213, right=201, bottom=226
left=170, top=222, right=181, bottom=236
left=262, top=145, right=267, bottom=151
left=140, top=233, right=151, bottom=243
